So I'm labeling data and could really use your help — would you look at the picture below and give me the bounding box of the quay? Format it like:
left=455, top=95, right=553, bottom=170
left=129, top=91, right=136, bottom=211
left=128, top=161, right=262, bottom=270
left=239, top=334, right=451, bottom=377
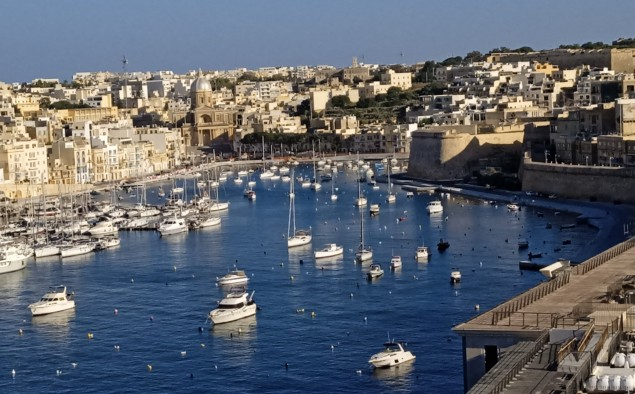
left=454, top=236, right=635, bottom=393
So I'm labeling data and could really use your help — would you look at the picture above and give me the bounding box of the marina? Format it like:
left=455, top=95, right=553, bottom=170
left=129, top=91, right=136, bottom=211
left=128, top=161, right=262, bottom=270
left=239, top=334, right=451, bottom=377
left=0, top=162, right=610, bottom=393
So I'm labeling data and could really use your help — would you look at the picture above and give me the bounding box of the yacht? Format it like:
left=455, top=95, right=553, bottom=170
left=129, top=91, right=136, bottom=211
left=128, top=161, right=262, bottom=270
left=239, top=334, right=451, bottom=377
left=390, top=256, right=402, bottom=269
left=158, top=216, right=188, bottom=236
left=35, top=243, right=62, bottom=258
left=209, top=289, right=257, bottom=324
left=450, top=270, right=462, bottom=284
left=198, top=216, right=221, bottom=228
left=95, top=236, right=120, bottom=250
left=415, top=246, right=429, bottom=261
left=367, top=263, right=384, bottom=279
left=209, top=201, right=229, bottom=212
left=0, top=244, right=33, bottom=274
left=60, top=241, right=95, bottom=258
left=88, top=218, right=118, bottom=237
left=287, top=170, right=312, bottom=248
left=28, top=286, right=75, bottom=316
left=369, top=341, right=416, bottom=368
left=426, top=200, right=443, bottom=214
left=216, top=270, right=249, bottom=286
left=314, top=243, right=344, bottom=259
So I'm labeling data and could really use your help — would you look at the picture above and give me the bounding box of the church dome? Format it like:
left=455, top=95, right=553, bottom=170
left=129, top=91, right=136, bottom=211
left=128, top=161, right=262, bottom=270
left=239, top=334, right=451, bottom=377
left=191, top=76, right=212, bottom=93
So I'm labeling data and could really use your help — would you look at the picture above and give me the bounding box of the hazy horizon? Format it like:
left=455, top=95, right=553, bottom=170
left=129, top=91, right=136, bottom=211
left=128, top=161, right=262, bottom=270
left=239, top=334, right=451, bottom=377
left=1, top=0, right=634, bottom=83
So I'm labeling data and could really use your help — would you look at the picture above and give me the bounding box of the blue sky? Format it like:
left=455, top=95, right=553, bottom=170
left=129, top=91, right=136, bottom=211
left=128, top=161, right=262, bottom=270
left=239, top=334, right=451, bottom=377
left=1, top=0, right=634, bottom=82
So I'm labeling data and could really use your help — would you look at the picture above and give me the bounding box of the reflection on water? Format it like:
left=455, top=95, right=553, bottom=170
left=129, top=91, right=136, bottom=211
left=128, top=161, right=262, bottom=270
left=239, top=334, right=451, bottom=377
left=211, top=315, right=257, bottom=340
left=372, top=360, right=416, bottom=385
left=315, top=255, right=345, bottom=270
left=31, top=308, right=76, bottom=341
left=61, top=254, right=94, bottom=265
left=0, top=267, right=29, bottom=292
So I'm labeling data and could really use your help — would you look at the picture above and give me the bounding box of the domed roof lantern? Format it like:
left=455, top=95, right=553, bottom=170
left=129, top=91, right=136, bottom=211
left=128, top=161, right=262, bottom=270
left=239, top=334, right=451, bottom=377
left=191, top=69, right=212, bottom=92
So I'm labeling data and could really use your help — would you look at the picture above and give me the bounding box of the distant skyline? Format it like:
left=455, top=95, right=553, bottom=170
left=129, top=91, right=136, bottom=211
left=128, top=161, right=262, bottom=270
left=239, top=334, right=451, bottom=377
left=1, top=0, right=634, bottom=83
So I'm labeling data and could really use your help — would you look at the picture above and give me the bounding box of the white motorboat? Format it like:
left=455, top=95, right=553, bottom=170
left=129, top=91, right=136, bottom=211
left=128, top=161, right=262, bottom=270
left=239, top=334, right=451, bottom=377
left=415, top=246, right=429, bottom=261
left=507, top=203, right=520, bottom=211
left=260, top=170, right=274, bottom=179
left=216, top=270, right=249, bottom=286
left=369, top=204, right=380, bottom=216
left=450, top=270, right=462, bottom=284
left=96, top=237, right=120, bottom=250
left=209, top=289, right=257, bottom=324
left=369, top=341, right=416, bottom=368
left=234, top=178, right=243, bottom=185
left=60, top=242, right=95, bottom=258
left=314, top=243, right=343, bottom=259
left=301, top=179, right=311, bottom=188
left=88, top=218, right=118, bottom=236
left=247, top=190, right=256, bottom=200
left=28, top=286, right=75, bottom=316
left=390, top=256, right=402, bottom=269
left=367, top=263, right=384, bottom=279
left=426, top=200, right=443, bottom=214
left=0, top=244, right=33, bottom=274
left=158, top=216, right=188, bottom=236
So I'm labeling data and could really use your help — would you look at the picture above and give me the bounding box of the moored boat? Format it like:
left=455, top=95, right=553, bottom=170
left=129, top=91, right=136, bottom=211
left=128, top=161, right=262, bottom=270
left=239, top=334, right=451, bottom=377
left=314, top=243, right=343, bottom=259
left=28, top=286, right=75, bottom=316
left=209, top=289, right=257, bottom=324
left=369, top=341, right=416, bottom=368
left=217, top=270, right=249, bottom=286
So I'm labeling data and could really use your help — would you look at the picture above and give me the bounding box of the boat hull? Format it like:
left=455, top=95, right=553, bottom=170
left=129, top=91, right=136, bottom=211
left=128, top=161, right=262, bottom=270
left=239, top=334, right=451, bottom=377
left=314, top=248, right=343, bottom=259
left=30, top=301, right=75, bottom=316
left=288, top=235, right=312, bottom=248
left=61, top=244, right=95, bottom=258
left=0, top=257, right=28, bottom=274
left=35, top=245, right=61, bottom=258
left=210, top=304, right=257, bottom=324
left=369, top=353, right=416, bottom=368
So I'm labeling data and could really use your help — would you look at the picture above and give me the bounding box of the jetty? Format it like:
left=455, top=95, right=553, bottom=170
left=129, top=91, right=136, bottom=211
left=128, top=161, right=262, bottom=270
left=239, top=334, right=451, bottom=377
left=455, top=236, right=635, bottom=393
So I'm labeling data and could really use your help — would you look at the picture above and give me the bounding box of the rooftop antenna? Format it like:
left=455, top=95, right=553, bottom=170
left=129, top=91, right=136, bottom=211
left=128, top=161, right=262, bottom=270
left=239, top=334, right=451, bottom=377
left=121, top=55, right=128, bottom=111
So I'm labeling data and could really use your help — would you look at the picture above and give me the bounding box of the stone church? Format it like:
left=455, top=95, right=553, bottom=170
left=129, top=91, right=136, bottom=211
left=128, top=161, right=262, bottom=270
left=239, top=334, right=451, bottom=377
left=177, top=74, right=235, bottom=151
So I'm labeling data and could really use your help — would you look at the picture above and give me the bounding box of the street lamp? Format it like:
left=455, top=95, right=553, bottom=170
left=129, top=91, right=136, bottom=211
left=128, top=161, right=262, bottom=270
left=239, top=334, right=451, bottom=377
left=609, top=157, right=613, bottom=167
left=585, top=155, right=589, bottom=166
left=544, top=150, right=549, bottom=163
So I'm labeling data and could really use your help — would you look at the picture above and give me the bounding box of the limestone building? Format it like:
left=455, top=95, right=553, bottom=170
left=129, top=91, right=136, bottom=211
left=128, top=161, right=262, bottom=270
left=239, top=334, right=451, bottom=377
left=178, top=74, right=235, bottom=150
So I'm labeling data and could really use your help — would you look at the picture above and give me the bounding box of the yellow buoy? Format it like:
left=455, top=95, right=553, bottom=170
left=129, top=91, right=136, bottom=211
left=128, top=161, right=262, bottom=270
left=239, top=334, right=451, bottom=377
left=87, top=332, right=94, bottom=340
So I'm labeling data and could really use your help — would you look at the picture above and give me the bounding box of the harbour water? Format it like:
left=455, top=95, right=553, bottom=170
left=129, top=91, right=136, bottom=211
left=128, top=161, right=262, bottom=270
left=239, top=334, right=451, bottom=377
left=0, top=164, right=601, bottom=393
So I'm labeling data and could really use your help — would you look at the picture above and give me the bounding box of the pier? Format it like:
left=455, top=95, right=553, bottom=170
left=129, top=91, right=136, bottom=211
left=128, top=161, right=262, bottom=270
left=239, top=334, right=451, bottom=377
left=454, top=236, right=635, bottom=393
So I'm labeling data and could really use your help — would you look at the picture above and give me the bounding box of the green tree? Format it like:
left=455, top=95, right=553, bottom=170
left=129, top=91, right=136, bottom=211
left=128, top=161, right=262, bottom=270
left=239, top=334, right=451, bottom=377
left=418, top=81, right=446, bottom=95
left=330, top=95, right=352, bottom=108
left=465, top=50, right=484, bottom=62
left=440, top=56, right=463, bottom=66
left=38, top=97, right=51, bottom=109
left=386, top=86, right=402, bottom=101
left=414, top=61, right=436, bottom=83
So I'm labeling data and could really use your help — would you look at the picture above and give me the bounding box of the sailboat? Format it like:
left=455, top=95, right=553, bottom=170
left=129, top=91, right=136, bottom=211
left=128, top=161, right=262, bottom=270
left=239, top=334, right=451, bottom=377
left=209, top=167, right=229, bottom=212
left=330, top=175, right=338, bottom=201
left=287, top=169, right=312, bottom=248
left=310, top=142, right=321, bottom=191
left=386, top=165, right=396, bottom=203
left=355, top=177, right=372, bottom=263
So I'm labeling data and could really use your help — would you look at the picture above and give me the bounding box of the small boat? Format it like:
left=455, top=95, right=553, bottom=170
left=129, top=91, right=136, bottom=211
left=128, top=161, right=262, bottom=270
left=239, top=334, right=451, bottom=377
left=95, top=237, right=120, bottom=250
left=437, top=239, right=450, bottom=252
left=209, top=289, right=257, bottom=325
left=426, top=201, right=443, bottom=214
left=355, top=196, right=368, bottom=207
left=157, top=216, right=188, bottom=236
left=507, top=203, right=520, bottom=211
left=247, top=190, right=256, bottom=201
left=369, top=341, right=416, bottom=368
left=406, top=192, right=414, bottom=198
left=367, top=263, right=384, bottom=279
left=216, top=270, right=249, bottom=286
left=390, top=256, right=402, bottom=269
left=28, top=286, right=75, bottom=316
left=527, top=252, right=542, bottom=259
left=314, top=243, right=343, bottom=259
left=157, top=187, right=165, bottom=198
left=415, top=246, right=429, bottom=261
left=369, top=204, right=380, bottom=216
left=198, top=216, right=221, bottom=228
left=450, top=270, right=461, bottom=284
left=60, top=242, right=95, bottom=258
left=518, top=239, right=529, bottom=249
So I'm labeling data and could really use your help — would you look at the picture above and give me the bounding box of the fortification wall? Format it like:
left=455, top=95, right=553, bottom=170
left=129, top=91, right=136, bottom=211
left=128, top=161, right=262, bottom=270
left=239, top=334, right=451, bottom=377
left=407, top=130, right=523, bottom=180
left=521, top=161, right=635, bottom=203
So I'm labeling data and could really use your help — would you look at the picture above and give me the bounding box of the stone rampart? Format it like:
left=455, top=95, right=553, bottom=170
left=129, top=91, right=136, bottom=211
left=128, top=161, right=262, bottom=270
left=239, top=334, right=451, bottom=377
left=521, top=160, right=635, bottom=203
left=407, top=130, right=523, bottom=180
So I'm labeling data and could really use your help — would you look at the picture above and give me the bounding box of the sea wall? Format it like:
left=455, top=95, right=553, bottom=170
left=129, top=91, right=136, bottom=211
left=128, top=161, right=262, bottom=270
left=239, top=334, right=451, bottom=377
left=407, top=130, right=523, bottom=180
left=521, top=160, right=635, bottom=203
